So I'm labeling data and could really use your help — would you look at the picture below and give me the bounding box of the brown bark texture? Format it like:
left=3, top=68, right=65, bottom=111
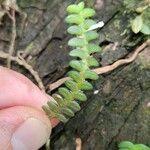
left=0, top=0, right=149, bottom=150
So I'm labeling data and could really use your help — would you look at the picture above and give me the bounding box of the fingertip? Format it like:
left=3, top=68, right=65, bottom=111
left=0, top=106, right=52, bottom=150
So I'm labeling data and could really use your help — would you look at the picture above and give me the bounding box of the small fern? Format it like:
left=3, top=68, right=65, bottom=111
left=42, top=2, right=101, bottom=123
left=118, top=141, right=150, bottom=150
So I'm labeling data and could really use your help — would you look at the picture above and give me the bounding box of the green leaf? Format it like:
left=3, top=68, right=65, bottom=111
left=84, top=31, right=99, bottom=41
left=69, top=101, right=81, bottom=112
left=68, top=37, right=85, bottom=47
left=84, top=70, right=99, bottom=80
left=86, top=57, right=99, bottom=67
left=141, top=24, right=150, bottom=35
left=58, top=87, right=73, bottom=101
left=67, top=4, right=82, bottom=14
left=83, top=19, right=96, bottom=30
left=81, top=8, right=96, bottom=18
left=65, top=79, right=78, bottom=91
left=87, top=43, right=101, bottom=54
left=69, top=49, right=88, bottom=59
left=61, top=107, right=74, bottom=117
left=80, top=80, right=93, bottom=90
left=74, top=90, right=87, bottom=101
left=65, top=14, right=84, bottom=25
left=69, top=60, right=87, bottom=71
left=78, top=2, right=85, bottom=10
left=68, top=71, right=80, bottom=81
left=52, top=94, right=64, bottom=105
left=42, top=106, right=52, bottom=115
left=47, top=101, right=58, bottom=111
left=136, top=144, right=150, bottom=150
left=134, top=145, right=143, bottom=150
left=57, top=114, right=68, bottom=123
left=67, top=25, right=83, bottom=35
left=131, top=15, right=143, bottom=34
left=118, top=141, right=134, bottom=149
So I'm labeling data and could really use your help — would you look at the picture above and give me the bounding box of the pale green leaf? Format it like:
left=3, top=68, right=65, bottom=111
left=86, top=57, right=99, bottom=67
left=84, top=31, right=99, bottom=41
left=118, top=141, right=134, bottom=149
left=47, top=101, right=58, bottom=110
left=57, top=114, right=68, bottom=123
left=68, top=71, right=80, bottom=81
left=80, top=80, right=93, bottom=90
left=131, top=15, right=143, bottom=34
left=81, top=8, right=96, bottom=18
left=67, top=4, right=82, bottom=14
left=74, top=90, right=87, bottom=101
left=65, top=79, right=78, bottom=91
left=62, top=108, right=74, bottom=117
left=84, top=70, right=99, bottom=80
left=78, top=2, right=85, bottom=10
left=67, top=25, right=83, bottom=35
left=65, top=14, right=83, bottom=25
left=69, top=49, right=88, bottom=59
left=141, top=23, right=150, bottom=35
left=58, top=87, right=73, bottom=101
left=52, top=94, right=64, bottom=105
left=83, top=19, right=96, bottom=30
left=69, top=60, right=87, bottom=71
left=69, top=101, right=81, bottom=112
left=87, top=43, right=101, bottom=54
left=68, top=37, right=85, bottom=47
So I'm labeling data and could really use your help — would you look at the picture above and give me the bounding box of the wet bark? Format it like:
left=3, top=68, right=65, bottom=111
left=0, top=0, right=149, bottom=150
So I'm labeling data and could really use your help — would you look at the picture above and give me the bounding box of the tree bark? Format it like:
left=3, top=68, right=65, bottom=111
left=0, top=0, right=149, bottom=150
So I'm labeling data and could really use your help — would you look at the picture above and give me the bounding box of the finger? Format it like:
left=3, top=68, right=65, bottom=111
left=0, top=66, right=59, bottom=127
left=0, top=66, right=53, bottom=109
left=0, top=106, right=52, bottom=150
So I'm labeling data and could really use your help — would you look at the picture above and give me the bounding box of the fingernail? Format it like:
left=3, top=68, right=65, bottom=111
left=11, top=118, right=52, bottom=150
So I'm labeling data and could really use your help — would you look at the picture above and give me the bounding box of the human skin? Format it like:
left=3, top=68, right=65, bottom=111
left=0, top=66, right=59, bottom=150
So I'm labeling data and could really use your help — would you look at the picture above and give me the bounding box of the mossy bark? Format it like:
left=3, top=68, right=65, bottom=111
left=0, top=0, right=149, bottom=149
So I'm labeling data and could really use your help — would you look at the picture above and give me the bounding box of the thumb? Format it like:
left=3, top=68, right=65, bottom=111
left=0, top=106, right=52, bottom=150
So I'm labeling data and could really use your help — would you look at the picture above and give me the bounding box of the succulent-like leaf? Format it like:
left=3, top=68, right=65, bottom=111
left=69, top=60, right=87, bottom=71
left=69, top=49, right=88, bottom=59
left=65, top=79, right=78, bottom=91
left=86, top=57, right=99, bottom=67
left=84, top=70, right=99, bottom=80
left=42, top=106, right=52, bottom=115
left=83, top=19, right=96, bottom=30
left=78, top=2, right=85, bottom=10
left=68, top=70, right=80, bottom=82
left=67, top=4, right=82, bottom=14
left=80, top=80, right=93, bottom=90
left=61, top=107, right=74, bottom=117
left=135, top=144, right=150, bottom=150
left=118, top=141, right=134, bottom=149
left=57, top=114, right=68, bottom=123
left=141, top=23, right=150, bottom=35
left=68, top=37, right=85, bottom=47
left=67, top=25, right=83, bottom=35
left=81, top=8, right=96, bottom=18
left=84, top=31, right=99, bottom=41
left=65, top=14, right=84, bottom=25
left=47, top=101, right=58, bottom=111
left=74, top=90, right=87, bottom=101
left=87, top=43, right=101, bottom=54
left=69, top=101, right=81, bottom=112
left=131, top=15, right=143, bottom=34
left=52, top=94, right=64, bottom=105
left=58, top=87, right=73, bottom=101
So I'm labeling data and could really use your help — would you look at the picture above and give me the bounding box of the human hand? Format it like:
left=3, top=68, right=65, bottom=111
left=0, top=66, right=59, bottom=150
